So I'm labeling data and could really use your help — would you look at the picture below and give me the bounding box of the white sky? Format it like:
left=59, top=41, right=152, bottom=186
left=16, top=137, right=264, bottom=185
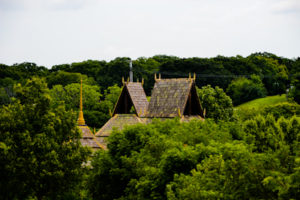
left=0, top=0, right=299, bottom=68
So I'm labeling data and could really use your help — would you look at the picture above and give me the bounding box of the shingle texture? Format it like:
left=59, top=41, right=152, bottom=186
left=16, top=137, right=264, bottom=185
left=95, top=114, right=145, bottom=149
left=113, top=82, right=148, bottom=117
left=96, top=78, right=203, bottom=150
left=96, top=114, right=144, bottom=137
left=78, top=125, right=104, bottom=150
left=146, top=78, right=193, bottom=117
left=126, top=82, right=149, bottom=117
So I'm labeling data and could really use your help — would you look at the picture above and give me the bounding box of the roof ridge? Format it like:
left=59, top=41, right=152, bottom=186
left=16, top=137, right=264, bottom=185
left=156, top=78, right=193, bottom=81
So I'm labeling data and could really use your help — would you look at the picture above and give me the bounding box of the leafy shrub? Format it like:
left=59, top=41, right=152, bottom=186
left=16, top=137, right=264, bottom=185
left=288, top=72, right=300, bottom=104
left=227, top=75, right=267, bottom=106
left=262, top=102, right=300, bottom=120
left=235, top=102, right=300, bottom=121
left=197, top=85, right=233, bottom=121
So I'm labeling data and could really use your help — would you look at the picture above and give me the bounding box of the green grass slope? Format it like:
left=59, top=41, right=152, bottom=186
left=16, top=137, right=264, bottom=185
left=236, top=94, right=287, bottom=109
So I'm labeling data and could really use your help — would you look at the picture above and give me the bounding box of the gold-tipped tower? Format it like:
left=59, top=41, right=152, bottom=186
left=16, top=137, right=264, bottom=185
left=77, top=79, right=86, bottom=126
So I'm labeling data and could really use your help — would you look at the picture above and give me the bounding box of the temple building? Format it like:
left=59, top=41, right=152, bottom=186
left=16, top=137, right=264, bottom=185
left=96, top=74, right=204, bottom=149
left=77, top=80, right=105, bottom=150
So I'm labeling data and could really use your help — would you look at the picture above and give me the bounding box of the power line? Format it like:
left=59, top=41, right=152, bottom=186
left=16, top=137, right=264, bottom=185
left=131, top=68, right=284, bottom=79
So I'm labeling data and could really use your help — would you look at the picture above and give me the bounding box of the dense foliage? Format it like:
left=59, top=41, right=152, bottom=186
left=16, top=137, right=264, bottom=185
left=235, top=102, right=300, bottom=122
left=1, top=52, right=298, bottom=97
left=0, top=78, right=90, bottom=200
left=88, top=115, right=299, bottom=200
left=197, top=85, right=233, bottom=121
left=288, top=73, right=300, bottom=104
left=1, top=53, right=299, bottom=121
left=1, top=53, right=299, bottom=199
left=50, top=83, right=121, bottom=128
left=226, top=75, right=267, bottom=106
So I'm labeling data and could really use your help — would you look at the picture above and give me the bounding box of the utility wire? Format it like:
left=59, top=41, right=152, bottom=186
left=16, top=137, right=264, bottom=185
left=131, top=68, right=286, bottom=79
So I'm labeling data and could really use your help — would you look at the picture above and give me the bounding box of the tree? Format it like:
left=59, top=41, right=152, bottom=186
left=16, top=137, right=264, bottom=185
left=88, top=119, right=238, bottom=199
left=103, top=84, right=122, bottom=106
left=0, top=77, right=16, bottom=106
left=197, top=85, right=233, bottom=121
left=247, top=55, right=288, bottom=95
left=50, top=83, right=122, bottom=128
left=50, top=83, right=101, bottom=111
left=50, top=83, right=104, bottom=128
left=288, top=73, right=300, bottom=104
left=133, top=57, right=161, bottom=95
left=0, top=77, right=90, bottom=200
left=226, top=75, right=267, bottom=106
left=46, top=71, right=96, bottom=88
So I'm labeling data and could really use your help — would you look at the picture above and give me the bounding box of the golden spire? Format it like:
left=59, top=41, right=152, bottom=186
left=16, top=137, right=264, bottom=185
left=78, top=79, right=86, bottom=126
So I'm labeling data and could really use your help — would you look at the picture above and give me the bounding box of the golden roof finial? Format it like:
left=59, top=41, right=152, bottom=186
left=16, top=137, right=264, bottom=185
left=193, top=72, right=196, bottom=81
left=122, top=77, right=125, bottom=85
left=77, top=79, right=86, bottom=126
left=159, top=73, right=161, bottom=80
left=142, top=78, right=144, bottom=85
left=178, top=107, right=182, bottom=118
left=154, top=73, right=157, bottom=81
left=189, top=72, right=191, bottom=80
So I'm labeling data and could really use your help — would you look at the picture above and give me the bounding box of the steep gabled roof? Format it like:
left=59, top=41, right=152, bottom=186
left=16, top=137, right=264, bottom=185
left=95, top=114, right=144, bottom=137
left=78, top=125, right=105, bottom=150
left=113, top=82, right=149, bottom=117
left=146, top=78, right=203, bottom=118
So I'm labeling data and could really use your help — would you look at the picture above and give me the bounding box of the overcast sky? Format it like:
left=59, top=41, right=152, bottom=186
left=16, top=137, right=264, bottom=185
left=0, top=0, right=299, bottom=68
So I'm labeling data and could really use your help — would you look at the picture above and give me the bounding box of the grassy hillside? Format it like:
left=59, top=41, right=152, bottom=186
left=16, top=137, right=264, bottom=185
left=236, top=94, right=287, bottom=109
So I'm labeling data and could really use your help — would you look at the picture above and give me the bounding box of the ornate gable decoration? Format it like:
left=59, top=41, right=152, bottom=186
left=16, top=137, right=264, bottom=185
left=146, top=78, right=203, bottom=118
left=113, top=82, right=149, bottom=117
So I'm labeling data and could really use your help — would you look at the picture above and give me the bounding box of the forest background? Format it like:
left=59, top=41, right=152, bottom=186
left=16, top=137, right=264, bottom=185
left=0, top=52, right=300, bottom=199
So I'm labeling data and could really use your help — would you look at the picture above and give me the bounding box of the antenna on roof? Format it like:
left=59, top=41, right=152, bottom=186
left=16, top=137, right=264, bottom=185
left=129, top=59, right=133, bottom=82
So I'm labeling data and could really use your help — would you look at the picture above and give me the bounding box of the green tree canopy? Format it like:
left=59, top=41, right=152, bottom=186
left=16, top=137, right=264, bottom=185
left=197, top=85, right=233, bottom=121
left=227, top=75, right=267, bottom=106
left=0, top=77, right=90, bottom=200
left=288, top=72, right=300, bottom=104
left=46, top=71, right=96, bottom=88
left=88, top=111, right=299, bottom=200
left=50, top=83, right=101, bottom=111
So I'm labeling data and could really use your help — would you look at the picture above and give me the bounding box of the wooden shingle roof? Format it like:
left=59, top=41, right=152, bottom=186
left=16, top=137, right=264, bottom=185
left=78, top=125, right=105, bottom=150
left=146, top=78, right=203, bottom=118
left=113, top=82, right=148, bottom=117
left=95, top=114, right=144, bottom=137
